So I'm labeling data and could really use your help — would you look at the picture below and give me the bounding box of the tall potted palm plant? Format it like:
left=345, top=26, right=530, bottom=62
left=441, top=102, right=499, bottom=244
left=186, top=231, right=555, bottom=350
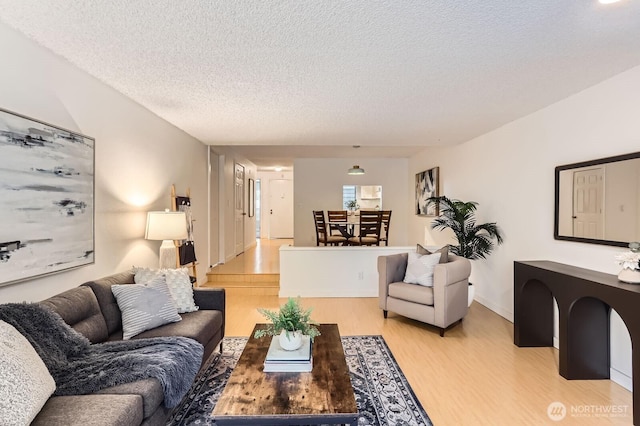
left=426, top=195, right=504, bottom=305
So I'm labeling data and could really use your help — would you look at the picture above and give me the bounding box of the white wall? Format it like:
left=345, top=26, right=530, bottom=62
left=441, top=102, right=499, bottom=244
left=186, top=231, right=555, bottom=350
left=0, top=23, right=208, bottom=302
left=280, top=245, right=416, bottom=297
left=409, top=65, right=640, bottom=388
left=210, top=147, right=257, bottom=262
left=293, top=158, right=409, bottom=246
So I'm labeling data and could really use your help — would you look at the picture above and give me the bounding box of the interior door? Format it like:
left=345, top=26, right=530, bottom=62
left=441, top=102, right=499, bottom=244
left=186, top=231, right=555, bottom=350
left=573, top=167, right=604, bottom=238
left=234, top=163, right=245, bottom=255
left=269, top=179, right=293, bottom=238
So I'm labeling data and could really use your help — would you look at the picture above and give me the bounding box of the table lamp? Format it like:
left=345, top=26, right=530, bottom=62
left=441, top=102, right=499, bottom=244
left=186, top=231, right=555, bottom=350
left=145, top=210, right=187, bottom=269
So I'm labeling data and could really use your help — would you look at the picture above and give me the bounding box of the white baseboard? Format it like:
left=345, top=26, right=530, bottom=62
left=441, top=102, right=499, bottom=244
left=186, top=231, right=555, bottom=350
left=610, top=368, right=632, bottom=391
left=474, top=294, right=513, bottom=323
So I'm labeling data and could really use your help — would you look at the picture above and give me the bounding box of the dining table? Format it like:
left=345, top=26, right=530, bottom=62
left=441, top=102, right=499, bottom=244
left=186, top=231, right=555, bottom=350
left=327, top=214, right=359, bottom=238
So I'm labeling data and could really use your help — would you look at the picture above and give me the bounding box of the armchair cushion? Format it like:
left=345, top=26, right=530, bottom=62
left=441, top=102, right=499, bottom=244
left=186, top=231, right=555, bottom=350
left=388, top=282, right=434, bottom=306
left=403, top=252, right=441, bottom=286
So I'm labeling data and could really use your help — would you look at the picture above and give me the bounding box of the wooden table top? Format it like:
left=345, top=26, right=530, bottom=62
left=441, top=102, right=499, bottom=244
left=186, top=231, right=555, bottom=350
left=212, top=323, right=358, bottom=425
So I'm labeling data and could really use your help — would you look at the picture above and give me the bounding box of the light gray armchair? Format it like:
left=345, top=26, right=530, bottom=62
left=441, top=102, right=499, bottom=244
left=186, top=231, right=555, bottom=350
left=378, top=252, right=471, bottom=336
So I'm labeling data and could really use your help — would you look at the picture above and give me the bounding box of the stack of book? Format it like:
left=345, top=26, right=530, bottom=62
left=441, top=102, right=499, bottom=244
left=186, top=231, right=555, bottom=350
left=263, top=335, right=313, bottom=372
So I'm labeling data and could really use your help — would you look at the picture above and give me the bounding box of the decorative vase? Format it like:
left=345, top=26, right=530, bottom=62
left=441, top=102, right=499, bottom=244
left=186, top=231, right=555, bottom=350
left=278, top=330, right=303, bottom=351
left=618, top=269, right=640, bottom=284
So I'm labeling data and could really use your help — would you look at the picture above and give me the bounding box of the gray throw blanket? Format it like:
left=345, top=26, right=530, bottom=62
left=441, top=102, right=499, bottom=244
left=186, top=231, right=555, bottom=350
left=0, top=303, right=203, bottom=408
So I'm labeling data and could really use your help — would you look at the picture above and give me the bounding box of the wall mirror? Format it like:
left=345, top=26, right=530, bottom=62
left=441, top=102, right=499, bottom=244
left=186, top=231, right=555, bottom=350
left=342, top=185, right=382, bottom=210
left=555, top=151, right=640, bottom=247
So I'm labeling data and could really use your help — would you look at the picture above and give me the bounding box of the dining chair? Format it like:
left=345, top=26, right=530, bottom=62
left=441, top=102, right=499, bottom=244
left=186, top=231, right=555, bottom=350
left=348, top=210, right=383, bottom=246
left=379, top=210, right=392, bottom=246
left=327, top=210, right=348, bottom=236
left=313, top=211, right=347, bottom=246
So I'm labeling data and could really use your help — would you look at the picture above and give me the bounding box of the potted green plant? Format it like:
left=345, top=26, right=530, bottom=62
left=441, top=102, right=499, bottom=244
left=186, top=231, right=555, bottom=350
left=345, top=200, right=359, bottom=212
left=254, top=298, right=321, bottom=350
left=426, top=195, right=504, bottom=306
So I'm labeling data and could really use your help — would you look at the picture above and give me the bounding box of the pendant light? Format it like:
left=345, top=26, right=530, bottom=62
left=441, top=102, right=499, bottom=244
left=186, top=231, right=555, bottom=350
left=348, top=146, right=364, bottom=175
left=348, top=165, right=365, bottom=175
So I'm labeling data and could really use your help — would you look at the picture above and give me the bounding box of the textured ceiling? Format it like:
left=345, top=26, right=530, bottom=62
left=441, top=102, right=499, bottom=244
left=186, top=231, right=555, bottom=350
left=1, top=1, right=640, bottom=168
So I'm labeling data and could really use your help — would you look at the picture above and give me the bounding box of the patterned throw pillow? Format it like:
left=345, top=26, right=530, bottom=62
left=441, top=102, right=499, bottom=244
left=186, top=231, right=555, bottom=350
left=133, top=267, right=198, bottom=313
left=404, top=252, right=442, bottom=287
left=0, top=320, right=56, bottom=425
left=111, top=276, right=182, bottom=340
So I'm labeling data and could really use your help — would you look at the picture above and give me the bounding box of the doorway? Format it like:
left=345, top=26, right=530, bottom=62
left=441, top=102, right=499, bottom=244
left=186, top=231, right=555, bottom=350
left=269, top=179, right=293, bottom=239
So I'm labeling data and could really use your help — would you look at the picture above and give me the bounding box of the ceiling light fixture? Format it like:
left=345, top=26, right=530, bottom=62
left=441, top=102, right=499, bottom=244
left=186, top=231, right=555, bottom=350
left=275, top=167, right=283, bottom=172
left=598, top=0, right=621, bottom=3
left=348, top=165, right=365, bottom=175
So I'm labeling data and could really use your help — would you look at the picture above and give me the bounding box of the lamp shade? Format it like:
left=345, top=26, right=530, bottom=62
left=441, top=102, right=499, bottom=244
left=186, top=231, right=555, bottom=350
left=348, top=165, right=365, bottom=175
left=145, top=211, right=188, bottom=241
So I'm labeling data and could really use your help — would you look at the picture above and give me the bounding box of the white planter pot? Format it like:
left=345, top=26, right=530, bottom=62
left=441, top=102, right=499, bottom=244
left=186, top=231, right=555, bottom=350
left=468, top=284, right=475, bottom=307
left=278, top=330, right=303, bottom=351
left=618, top=269, right=640, bottom=284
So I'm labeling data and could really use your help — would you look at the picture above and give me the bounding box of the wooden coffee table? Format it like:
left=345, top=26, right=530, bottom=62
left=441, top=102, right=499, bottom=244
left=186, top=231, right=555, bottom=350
left=212, top=323, right=358, bottom=425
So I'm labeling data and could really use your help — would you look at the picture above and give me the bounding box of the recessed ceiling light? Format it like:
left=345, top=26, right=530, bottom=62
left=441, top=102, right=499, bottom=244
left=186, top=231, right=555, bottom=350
left=599, top=0, right=622, bottom=4
left=275, top=167, right=283, bottom=172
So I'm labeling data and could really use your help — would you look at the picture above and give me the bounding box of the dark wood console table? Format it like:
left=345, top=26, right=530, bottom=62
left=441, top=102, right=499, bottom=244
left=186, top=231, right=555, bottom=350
left=514, top=261, right=640, bottom=424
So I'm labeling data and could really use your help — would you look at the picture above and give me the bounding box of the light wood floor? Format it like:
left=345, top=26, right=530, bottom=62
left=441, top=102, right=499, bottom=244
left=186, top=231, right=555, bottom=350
left=221, top=239, right=633, bottom=425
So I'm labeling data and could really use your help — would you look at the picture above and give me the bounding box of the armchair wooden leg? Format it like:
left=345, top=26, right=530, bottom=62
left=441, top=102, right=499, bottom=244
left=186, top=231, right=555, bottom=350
left=383, top=310, right=388, bottom=318
left=439, top=328, right=445, bottom=337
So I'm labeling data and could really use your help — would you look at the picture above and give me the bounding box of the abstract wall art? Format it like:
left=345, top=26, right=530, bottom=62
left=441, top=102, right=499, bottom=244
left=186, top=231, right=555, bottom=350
left=0, top=108, right=95, bottom=286
left=415, top=167, right=439, bottom=216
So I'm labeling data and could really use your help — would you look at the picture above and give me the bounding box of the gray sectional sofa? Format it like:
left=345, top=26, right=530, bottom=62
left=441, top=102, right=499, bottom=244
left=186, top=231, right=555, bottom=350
left=31, top=271, right=225, bottom=426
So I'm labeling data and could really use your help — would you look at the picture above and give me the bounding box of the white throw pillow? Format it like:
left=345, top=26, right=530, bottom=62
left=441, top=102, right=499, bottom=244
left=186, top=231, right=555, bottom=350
left=133, top=267, right=198, bottom=313
left=112, top=276, right=182, bottom=340
left=403, top=252, right=441, bottom=287
left=0, top=320, right=56, bottom=425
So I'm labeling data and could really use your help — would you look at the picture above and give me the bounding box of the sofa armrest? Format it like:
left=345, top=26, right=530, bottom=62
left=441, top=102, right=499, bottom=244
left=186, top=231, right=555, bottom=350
left=377, top=253, right=408, bottom=310
left=193, top=288, right=225, bottom=312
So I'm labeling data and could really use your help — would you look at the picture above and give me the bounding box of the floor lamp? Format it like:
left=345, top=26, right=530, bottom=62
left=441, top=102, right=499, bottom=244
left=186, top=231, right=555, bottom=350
left=145, top=210, right=187, bottom=269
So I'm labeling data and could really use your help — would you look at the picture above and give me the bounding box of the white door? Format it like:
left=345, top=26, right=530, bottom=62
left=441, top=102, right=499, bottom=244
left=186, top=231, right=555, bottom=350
left=573, top=167, right=604, bottom=239
left=269, top=179, right=293, bottom=238
left=234, top=163, right=245, bottom=255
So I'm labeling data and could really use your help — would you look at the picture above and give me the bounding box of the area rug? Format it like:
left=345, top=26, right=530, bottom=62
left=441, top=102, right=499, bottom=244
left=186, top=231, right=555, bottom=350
left=168, top=335, right=433, bottom=426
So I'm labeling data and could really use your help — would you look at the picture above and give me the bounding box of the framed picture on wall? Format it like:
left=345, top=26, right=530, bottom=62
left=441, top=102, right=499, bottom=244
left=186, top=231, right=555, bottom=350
left=415, top=167, right=439, bottom=216
left=0, top=107, right=95, bottom=286
left=248, top=178, right=255, bottom=218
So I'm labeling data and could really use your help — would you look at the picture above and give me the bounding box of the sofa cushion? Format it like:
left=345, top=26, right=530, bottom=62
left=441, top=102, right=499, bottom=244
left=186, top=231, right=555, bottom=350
left=95, top=379, right=163, bottom=420
left=81, top=271, right=136, bottom=335
left=388, top=282, right=434, bottom=306
left=111, top=277, right=182, bottom=340
left=32, top=394, right=143, bottom=426
left=404, top=252, right=441, bottom=286
left=40, top=286, right=109, bottom=343
left=0, top=320, right=57, bottom=426
left=134, top=267, right=199, bottom=313
left=107, top=310, right=223, bottom=348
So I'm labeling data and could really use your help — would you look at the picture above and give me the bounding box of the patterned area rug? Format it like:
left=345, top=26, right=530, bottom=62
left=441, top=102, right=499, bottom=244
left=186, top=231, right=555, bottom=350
left=168, top=335, right=432, bottom=426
